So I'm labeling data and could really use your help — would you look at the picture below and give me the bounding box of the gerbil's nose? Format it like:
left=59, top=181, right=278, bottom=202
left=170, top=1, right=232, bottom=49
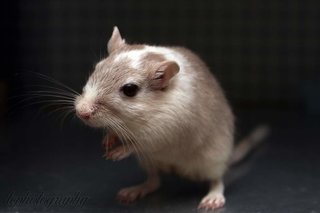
left=76, top=103, right=96, bottom=120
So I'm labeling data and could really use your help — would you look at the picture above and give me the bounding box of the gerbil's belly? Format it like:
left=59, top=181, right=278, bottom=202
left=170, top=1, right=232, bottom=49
left=147, top=150, right=227, bottom=181
left=155, top=160, right=204, bottom=180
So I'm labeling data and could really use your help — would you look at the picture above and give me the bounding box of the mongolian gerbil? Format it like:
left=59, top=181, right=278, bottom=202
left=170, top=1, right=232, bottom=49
left=75, top=26, right=268, bottom=210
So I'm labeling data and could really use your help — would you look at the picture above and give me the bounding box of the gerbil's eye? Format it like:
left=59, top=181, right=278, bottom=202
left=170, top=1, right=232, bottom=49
left=121, top=83, right=139, bottom=97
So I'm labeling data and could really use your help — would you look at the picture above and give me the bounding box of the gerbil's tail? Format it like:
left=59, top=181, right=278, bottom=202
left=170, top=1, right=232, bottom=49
left=229, top=125, right=270, bottom=166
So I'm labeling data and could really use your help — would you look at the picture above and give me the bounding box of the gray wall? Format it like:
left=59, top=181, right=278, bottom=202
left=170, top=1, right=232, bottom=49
left=15, top=0, right=320, bottom=108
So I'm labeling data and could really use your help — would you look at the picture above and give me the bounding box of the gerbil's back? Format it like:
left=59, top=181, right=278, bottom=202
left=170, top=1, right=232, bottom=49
left=173, top=47, right=229, bottom=102
left=172, top=46, right=234, bottom=136
left=140, top=46, right=235, bottom=162
left=148, top=46, right=235, bottom=178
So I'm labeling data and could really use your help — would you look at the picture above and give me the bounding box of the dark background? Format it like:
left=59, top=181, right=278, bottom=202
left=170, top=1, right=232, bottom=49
left=1, top=0, right=320, bottom=212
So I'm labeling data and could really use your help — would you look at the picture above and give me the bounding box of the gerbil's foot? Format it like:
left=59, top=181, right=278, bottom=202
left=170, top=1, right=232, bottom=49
left=198, top=179, right=225, bottom=210
left=117, top=185, right=150, bottom=203
left=198, top=193, right=225, bottom=210
left=105, top=146, right=132, bottom=161
left=117, top=175, right=160, bottom=203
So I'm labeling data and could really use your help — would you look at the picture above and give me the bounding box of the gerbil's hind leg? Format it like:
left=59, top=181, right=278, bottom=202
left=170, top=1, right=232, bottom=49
left=198, top=179, right=225, bottom=210
left=117, top=172, right=160, bottom=203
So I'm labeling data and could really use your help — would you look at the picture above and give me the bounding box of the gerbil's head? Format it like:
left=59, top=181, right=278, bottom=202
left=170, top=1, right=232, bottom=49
left=75, top=26, right=180, bottom=130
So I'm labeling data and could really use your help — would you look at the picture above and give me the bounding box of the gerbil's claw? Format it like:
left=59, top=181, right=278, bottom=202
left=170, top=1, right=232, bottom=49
left=102, top=152, right=109, bottom=160
left=107, top=146, right=132, bottom=161
left=102, top=133, right=117, bottom=147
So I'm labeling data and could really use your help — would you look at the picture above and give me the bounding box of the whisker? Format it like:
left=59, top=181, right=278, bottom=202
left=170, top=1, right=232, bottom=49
left=18, top=97, right=75, bottom=105
left=9, top=91, right=76, bottom=102
left=17, top=100, right=74, bottom=111
left=57, top=108, right=76, bottom=130
left=102, top=113, right=133, bottom=150
left=8, top=95, right=74, bottom=116
left=23, top=92, right=75, bottom=98
left=24, top=84, right=77, bottom=97
left=42, top=105, right=74, bottom=113
left=25, top=92, right=76, bottom=100
left=43, top=105, right=75, bottom=117
left=10, top=91, right=76, bottom=107
left=106, top=111, right=151, bottom=164
left=16, top=95, right=75, bottom=105
left=26, top=71, right=80, bottom=96
left=9, top=71, right=80, bottom=129
left=26, top=90, right=76, bottom=99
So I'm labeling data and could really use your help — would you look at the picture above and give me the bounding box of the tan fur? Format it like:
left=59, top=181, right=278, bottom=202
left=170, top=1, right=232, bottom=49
left=75, top=27, right=236, bottom=209
left=78, top=42, right=234, bottom=178
left=136, top=47, right=234, bottom=180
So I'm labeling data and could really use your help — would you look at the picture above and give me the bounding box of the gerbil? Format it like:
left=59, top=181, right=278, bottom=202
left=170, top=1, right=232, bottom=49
left=75, top=26, right=268, bottom=210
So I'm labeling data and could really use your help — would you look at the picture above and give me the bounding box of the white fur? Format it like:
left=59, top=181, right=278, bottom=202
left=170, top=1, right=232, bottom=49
left=144, top=46, right=195, bottom=109
left=145, top=46, right=188, bottom=66
left=75, top=84, right=98, bottom=116
left=83, top=84, right=98, bottom=102
left=125, top=46, right=193, bottom=96
left=114, top=47, right=194, bottom=105
left=114, top=46, right=189, bottom=75
left=114, top=48, right=147, bottom=70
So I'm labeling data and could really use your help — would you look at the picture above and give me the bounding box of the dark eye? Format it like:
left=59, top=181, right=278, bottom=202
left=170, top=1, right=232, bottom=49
left=121, top=83, right=139, bottom=97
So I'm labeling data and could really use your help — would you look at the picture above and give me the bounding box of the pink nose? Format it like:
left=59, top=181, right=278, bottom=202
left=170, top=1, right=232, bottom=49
left=76, top=104, right=95, bottom=120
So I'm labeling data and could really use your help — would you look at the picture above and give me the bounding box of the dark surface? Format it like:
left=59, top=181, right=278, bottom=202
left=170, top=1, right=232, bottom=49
left=1, top=1, right=320, bottom=212
left=1, top=109, right=319, bottom=213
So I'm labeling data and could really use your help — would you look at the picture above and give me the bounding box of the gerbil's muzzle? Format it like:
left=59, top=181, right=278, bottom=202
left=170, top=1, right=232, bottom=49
left=75, top=102, right=96, bottom=120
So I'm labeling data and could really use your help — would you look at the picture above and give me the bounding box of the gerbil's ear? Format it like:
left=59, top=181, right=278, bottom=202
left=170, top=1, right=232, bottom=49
left=150, top=61, right=180, bottom=90
left=107, top=26, right=126, bottom=54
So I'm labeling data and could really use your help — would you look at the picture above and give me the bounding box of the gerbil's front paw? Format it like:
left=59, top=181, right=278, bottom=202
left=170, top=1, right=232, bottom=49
left=198, top=193, right=225, bottom=211
left=102, top=133, right=118, bottom=150
left=105, top=146, right=131, bottom=161
left=116, top=185, right=149, bottom=203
